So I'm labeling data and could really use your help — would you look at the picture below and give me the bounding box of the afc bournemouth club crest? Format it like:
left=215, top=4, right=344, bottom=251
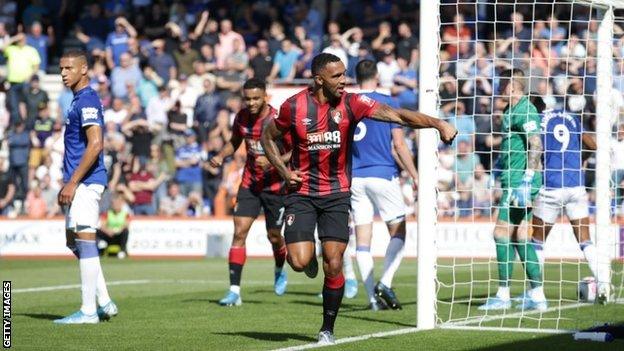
left=285, top=214, right=295, bottom=226
left=330, top=109, right=342, bottom=124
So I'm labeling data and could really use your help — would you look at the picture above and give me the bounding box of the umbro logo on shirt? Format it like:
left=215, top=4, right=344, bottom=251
left=302, top=118, right=312, bottom=126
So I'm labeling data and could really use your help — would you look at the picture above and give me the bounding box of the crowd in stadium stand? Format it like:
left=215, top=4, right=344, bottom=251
left=0, top=1, right=616, bottom=220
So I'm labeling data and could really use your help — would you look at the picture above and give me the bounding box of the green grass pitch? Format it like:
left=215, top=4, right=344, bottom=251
left=3, top=257, right=624, bottom=350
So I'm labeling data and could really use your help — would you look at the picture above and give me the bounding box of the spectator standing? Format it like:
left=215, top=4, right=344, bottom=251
left=0, top=155, right=15, bottom=215
left=175, top=129, right=203, bottom=196
left=8, top=121, right=30, bottom=208
left=148, top=39, right=177, bottom=84
left=215, top=19, right=245, bottom=70
left=194, top=79, right=220, bottom=140
left=110, top=52, right=142, bottom=99
left=2, top=33, right=40, bottom=123
left=105, top=16, right=138, bottom=69
left=20, top=75, right=48, bottom=129
left=173, top=38, right=200, bottom=77
left=248, top=39, right=273, bottom=81
left=268, top=39, right=299, bottom=82
left=128, top=157, right=167, bottom=215
left=26, top=21, right=53, bottom=73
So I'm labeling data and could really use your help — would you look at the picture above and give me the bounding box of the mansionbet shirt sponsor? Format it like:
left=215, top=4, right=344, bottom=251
left=232, top=105, right=284, bottom=194
left=275, top=88, right=379, bottom=196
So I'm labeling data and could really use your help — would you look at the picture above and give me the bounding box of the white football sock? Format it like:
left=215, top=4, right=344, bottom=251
left=79, top=256, right=100, bottom=315
left=230, top=285, right=240, bottom=295
left=343, top=246, right=356, bottom=280
left=581, top=241, right=610, bottom=284
left=356, top=247, right=375, bottom=302
left=96, top=268, right=111, bottom=306
left=380, top=235, right=405, bottom=288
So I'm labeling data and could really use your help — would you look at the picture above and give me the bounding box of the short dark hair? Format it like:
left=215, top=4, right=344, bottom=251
left=499, top=68, right=526, bottom=92
left=355, top=60, right=377, bottom=85
left=243, top=77, right=266, bottom=91
left=311, top=53, right=342, bottom=76
left=61, top=49, right=88, bottom=63
left=529, top=94, right=546, bottom=113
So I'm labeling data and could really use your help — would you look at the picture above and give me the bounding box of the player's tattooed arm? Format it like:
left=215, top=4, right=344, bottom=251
left=370, top=105, right=457, bottom=144
left=527, top=134, right=543, bottom=171
left=209, top=131, right=242, bottom=167
left=262, top=121, right=302, bottom=188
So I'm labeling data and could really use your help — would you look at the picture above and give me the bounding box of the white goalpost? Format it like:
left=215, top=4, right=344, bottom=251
left=417, top=0, right=624, bottom=333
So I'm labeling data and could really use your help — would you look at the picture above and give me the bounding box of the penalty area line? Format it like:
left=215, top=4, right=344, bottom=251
left=269, top=327, right=421, bottom=351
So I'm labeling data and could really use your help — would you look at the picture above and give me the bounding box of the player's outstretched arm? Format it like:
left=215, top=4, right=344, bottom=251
left=370, top=104, right=457, bottom=144
left=261, top=120, right=302, bottom=188
left=209, top=131, right=242, bottom=168
left=58, top=125, right=103, bottom=205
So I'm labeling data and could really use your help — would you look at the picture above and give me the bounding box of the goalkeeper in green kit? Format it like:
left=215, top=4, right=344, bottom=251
left=479, top=69, right=547, bottom=311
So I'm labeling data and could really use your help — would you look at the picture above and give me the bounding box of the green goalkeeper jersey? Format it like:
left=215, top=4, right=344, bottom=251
left=497, top=96, right=541, bottom=187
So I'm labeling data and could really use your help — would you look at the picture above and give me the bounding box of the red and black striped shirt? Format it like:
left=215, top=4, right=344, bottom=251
left=275, top=89, right=379, bottom=196
left=233, top=105, right=284, bottom=194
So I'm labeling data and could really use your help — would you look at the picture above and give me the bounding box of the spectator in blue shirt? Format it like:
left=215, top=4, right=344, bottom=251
left=175, top=129, right=203, bottom=196
left=148, top=39, right=177, bottom=84
left=268, top=39, right=300, bottom=82
left=26, top=21, right=53, bottom=72
left=105, top=16, right=137, bottom=69
left=111, top=52, right=142, bottom=99
left=446, top=101, right=476, bottom=148
left=392, top=56, right=418, bottom=110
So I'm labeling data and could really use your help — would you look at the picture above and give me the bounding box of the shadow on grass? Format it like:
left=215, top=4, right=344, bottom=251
left=214, top=331, right=316, bottom=342
left=437, top=294, right=490, bottom=305
left=17, top=313, right=63, bottom=320
left=252, top=289, right=320, bottom=297
left=472, top=331, right=624, bottom=351
left=180, top=298, right=263, bottom=305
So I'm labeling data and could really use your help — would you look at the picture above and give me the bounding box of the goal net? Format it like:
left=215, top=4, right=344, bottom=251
left=418, top=0, right=624, bottom=333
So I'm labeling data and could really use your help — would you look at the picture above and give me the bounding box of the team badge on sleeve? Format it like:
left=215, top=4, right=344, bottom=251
left=522, top=120, right=538, bottom=133
left=81, top=107, right=99, bottom=121
left=357, top=94, right=375, bottom=107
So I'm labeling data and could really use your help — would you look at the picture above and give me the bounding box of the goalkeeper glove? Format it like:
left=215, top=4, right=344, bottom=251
left=510, top=170, right=534, bottom=207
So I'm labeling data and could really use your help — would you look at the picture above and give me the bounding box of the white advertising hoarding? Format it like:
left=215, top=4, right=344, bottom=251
left=0, top=219, right=620, bottom=259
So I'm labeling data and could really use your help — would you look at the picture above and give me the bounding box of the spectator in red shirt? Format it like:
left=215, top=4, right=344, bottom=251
left=442, top=13, right=472, bottom=58
left=127, top=156, right=168, bottom=215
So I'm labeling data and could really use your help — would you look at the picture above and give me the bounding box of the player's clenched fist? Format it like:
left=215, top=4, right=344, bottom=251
left=437, top=120, right=458, bottom=145
left=284, top=170, right=303, bottom=189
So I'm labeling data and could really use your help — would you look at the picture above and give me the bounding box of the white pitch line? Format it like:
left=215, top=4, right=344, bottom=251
left=270, top=328, right=421, bottom=351
left=440, top=325, right=574, bottom=334
left=12, top=279, right=308, bottom=293
left=441, top=301, right=589, bottom=327
left=13, top=279, right=153, bottom=293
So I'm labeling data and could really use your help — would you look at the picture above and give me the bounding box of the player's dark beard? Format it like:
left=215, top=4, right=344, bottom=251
left=323, top=86, right=341, bottom=105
